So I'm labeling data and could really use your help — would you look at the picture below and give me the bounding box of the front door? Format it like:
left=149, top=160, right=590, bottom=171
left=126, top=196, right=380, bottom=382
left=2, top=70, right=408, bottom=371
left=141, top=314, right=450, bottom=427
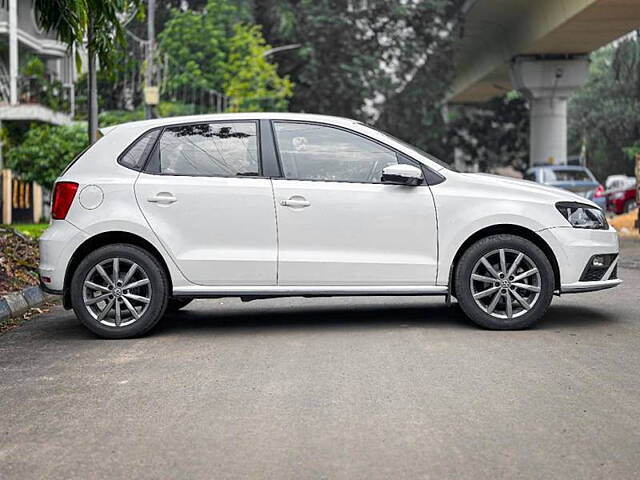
left=135, top=121, right=277, bottom=286
left=270, top=121, right=438, bottom=286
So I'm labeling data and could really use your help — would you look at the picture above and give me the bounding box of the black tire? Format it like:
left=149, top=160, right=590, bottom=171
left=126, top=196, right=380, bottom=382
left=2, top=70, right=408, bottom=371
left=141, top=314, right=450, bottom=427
left=70, top=243, right=169, bottom=339
left=454, top=234, right=555, bottom=330
left=166, top=298, right=193, bottom=312
left=623, top=199, right=636, bottom=214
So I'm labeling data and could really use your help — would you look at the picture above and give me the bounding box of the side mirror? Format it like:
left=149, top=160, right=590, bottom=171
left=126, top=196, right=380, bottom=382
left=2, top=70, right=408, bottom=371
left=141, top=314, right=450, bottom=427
left=381, top=164, right=423, bottom=186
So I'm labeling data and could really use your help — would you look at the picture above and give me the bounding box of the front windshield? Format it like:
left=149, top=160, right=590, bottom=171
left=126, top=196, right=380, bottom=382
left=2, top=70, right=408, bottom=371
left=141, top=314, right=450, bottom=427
left=358, top=122, right=456, bottom=171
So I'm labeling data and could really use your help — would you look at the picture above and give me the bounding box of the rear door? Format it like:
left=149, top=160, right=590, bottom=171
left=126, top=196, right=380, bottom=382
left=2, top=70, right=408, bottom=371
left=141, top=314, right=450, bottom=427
left=134, top=121, right=278, bottom=286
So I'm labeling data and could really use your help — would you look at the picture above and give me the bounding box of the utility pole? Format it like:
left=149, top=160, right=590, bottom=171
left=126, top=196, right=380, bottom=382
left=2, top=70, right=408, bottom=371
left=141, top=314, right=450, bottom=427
left=144, top=0, right=157, bottom=119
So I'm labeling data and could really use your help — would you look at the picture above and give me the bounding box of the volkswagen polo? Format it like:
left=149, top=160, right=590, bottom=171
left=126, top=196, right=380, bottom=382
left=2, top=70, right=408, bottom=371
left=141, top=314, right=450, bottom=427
left=39, top=113, right=621, bottom=338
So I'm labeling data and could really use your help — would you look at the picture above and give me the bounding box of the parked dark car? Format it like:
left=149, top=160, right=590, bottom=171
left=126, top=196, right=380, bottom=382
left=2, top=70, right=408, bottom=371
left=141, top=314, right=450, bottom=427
left=524, top=165, right=607, bottom=210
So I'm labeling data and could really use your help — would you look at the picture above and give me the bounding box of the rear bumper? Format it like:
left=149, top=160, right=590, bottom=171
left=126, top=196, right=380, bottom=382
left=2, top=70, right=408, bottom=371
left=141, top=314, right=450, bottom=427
left=39, top=220, right=88, bottom=292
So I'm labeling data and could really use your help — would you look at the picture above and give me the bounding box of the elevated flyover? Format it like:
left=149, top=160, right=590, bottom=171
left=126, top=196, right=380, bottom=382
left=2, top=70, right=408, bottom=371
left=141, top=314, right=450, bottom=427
left=450, top=0, right=640, bottom=165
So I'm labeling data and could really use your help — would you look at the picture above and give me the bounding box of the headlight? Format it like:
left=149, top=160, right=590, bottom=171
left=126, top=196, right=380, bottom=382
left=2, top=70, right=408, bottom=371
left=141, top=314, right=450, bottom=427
left=556, top=202, right=608, bottom=230
left=611, top=191, right=625, bottom=200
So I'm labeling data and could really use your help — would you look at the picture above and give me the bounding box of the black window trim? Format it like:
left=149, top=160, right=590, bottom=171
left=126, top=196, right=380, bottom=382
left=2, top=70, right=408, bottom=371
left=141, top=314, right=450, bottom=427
left=269, top=119, right=444, bottom=186
left=123, top=119, right=266, bottom=178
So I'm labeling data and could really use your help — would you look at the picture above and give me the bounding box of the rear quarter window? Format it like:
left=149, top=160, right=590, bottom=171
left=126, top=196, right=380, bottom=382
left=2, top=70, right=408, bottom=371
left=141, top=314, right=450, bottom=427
left=119, top=129, right=161, bottom=171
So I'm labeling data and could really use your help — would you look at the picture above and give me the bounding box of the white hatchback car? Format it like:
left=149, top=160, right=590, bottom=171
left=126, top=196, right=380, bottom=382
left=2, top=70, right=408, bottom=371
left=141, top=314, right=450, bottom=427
left=40, top=113, right=620, bottom=338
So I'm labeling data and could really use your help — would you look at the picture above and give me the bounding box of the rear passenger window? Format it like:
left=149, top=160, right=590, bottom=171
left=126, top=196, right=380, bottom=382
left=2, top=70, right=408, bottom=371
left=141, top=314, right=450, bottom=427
left=154, top=122, right=259, bottom=177
left=119, top=129, right=160, bottom=171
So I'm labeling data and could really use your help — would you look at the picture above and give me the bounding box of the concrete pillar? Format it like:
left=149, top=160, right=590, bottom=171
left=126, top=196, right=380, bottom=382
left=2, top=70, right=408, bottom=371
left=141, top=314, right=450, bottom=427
left=9, top=0, right=18, bottom=106
left=510, top=56, right=590, bottom=166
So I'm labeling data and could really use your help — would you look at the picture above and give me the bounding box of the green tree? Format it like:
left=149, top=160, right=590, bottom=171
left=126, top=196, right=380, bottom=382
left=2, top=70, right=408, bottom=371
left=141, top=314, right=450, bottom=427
left=252, top=0, right=463, bottom=158
left=225, top=24, right=293, bottom=111
left=158, top=0, right=250, bottom=93
left=32, top=0, right=139, bottom=142
left=5, top=124, right=88, bottom=189
left=568, top=34, right=640, bottom=180
left=448, top=94, right=530, bottom=172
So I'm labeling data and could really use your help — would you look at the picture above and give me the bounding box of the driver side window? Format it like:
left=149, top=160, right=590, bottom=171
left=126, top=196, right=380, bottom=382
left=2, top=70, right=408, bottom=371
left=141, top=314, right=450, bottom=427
left=273, top=122, right=398, bottom=183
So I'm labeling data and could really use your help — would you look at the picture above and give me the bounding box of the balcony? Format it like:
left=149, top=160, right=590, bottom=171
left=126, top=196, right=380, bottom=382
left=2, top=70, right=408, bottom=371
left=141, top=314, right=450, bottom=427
left=0, top=74, right=72, bottom=125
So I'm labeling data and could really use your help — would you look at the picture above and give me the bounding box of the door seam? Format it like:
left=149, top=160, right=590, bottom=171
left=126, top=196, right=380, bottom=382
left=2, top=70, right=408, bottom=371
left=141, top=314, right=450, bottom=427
left=269, top=178, right=280, bottom=286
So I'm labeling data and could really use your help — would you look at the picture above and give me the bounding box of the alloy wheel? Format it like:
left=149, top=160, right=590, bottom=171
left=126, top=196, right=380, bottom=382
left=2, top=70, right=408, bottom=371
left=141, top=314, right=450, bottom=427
left=82, top=258, right=152, bottom=327
left=470, top=248, right=542, bottom=320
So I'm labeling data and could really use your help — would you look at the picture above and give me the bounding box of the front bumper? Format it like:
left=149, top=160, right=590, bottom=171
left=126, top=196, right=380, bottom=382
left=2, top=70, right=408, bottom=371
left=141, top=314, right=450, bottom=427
left=537, top=225, right=621, bottom=293
left=561, top=278, right=622, bottom=294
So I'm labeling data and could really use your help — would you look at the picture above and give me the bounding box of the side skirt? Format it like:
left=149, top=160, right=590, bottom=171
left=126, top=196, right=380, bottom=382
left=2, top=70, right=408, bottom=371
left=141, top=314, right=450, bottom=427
left=172, top=285, right=449, bottom=298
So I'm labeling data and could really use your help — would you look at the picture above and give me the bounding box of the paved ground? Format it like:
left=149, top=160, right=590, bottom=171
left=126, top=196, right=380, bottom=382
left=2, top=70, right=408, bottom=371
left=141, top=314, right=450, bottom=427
left=1, top=269, right=639, bottom=480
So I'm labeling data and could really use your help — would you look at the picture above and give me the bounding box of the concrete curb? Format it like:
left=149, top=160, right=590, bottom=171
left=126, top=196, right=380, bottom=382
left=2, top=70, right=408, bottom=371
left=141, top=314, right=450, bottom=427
left=0, top=286, right=59, bottom=323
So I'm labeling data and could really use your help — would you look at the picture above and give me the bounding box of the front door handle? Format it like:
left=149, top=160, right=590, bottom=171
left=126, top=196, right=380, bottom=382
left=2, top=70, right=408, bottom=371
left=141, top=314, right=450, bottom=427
left=280, top=196, right=310, bottom=208
left=147, top=193, right=177, bottom=204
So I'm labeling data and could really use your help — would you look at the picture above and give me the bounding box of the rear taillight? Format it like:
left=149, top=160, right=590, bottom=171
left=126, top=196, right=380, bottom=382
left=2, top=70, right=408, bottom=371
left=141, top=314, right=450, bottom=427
left=594, top=184, right=605, bottom=198
left=51, top=182, right=79, bottom=219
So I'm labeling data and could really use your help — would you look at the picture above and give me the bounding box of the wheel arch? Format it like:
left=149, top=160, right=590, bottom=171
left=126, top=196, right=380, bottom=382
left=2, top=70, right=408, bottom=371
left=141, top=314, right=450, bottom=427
left=449, top=224, right=561, bottom=298
left=62, top=231, right=173, bottom=309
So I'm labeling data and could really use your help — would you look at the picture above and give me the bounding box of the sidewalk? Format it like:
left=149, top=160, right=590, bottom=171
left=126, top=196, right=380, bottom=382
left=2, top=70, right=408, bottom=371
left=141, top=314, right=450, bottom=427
left=619, top=237, right=640, bottom=269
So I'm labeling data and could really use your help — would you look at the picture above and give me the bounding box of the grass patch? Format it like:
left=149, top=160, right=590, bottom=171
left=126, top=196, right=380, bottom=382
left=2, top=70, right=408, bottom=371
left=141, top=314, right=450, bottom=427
left=6, top=223, right=49, bottom=240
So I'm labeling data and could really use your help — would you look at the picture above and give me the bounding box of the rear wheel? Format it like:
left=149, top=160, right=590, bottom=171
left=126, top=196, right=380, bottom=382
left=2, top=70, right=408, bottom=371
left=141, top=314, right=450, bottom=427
left=70, top=244, right=169, bottom=339
left=454, top=234, right=554, bottom=330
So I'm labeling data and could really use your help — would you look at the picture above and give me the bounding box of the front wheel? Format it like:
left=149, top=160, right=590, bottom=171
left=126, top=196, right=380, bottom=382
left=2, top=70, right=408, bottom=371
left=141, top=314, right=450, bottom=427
left=454, top=234, right=555, bottom=330
left=70, top=244, right=169, bottom=339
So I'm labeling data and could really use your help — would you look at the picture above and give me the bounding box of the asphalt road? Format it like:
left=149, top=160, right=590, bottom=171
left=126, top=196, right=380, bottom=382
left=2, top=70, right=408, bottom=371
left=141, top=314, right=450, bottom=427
left=1, top=269, right=639, bottom=480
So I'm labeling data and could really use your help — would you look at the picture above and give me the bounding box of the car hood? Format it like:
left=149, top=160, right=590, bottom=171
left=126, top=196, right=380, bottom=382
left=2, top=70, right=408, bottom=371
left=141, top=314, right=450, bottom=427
left=457, top=172, right=598, bottom=207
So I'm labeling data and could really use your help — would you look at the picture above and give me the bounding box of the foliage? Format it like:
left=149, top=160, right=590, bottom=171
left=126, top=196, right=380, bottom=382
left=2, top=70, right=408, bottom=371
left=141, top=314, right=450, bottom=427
left=158, top=0, right=249, bottom=93
left=32, top=0, right=138, bottom=70
left=6, top=124, right=88, bottom=190
left=158, top=0, right=291, bottom=112
left=568, top=35, right=640, bottom=180
left=99, top=109, right=145, bottom=127
left=21, top=56, right=46, bottom=77
left=225, top=24, right=293, bottom=111
left=448, top=93, right=530, bottom=172
left=252, top=0, right=463, bottom=159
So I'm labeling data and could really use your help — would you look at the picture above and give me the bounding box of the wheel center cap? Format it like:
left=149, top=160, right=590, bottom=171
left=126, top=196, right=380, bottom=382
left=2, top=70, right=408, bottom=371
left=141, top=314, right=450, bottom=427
left=113, top=288, right=123, bottom=297
left=502, top=280, right=510, bottom=288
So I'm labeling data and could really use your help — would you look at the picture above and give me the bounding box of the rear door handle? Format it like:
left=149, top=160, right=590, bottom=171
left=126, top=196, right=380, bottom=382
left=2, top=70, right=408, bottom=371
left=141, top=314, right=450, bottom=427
left=147, top=193, right=177, bottom=204
left=280, top=196, right=310, bottom=208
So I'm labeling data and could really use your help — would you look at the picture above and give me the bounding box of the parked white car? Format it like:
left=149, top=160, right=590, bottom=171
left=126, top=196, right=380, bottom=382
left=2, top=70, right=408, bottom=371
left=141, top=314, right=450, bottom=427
left=40, top=113, right=620, bottom=338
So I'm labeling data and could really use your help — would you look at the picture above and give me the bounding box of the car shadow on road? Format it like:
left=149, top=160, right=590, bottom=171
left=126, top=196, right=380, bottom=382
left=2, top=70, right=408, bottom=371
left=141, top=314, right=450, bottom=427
left=154, top=301, right=474, bottom=336
left=151, top=300, right=615, bottom=337
left=22, top=298, right=617, bottom=342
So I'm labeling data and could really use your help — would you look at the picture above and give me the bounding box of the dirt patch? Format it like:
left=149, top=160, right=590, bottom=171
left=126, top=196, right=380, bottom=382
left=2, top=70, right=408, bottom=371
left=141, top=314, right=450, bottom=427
left=0, top=227, right=39, bottom=296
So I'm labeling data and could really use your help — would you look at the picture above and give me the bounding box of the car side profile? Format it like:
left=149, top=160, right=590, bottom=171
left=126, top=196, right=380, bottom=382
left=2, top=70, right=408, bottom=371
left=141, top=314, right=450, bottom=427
left=40, top=113, right=621, bottom=338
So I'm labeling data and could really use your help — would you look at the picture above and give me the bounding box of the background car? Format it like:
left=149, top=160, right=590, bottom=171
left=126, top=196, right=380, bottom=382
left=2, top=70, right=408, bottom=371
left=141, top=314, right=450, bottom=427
left=524, top=165, right=607, bottom=211
left=607, top=183, right=638, bottom=215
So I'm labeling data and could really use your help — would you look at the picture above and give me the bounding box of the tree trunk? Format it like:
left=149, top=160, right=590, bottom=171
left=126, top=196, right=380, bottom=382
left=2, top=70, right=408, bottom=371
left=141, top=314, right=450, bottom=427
left=88, top=14, right=98, bottom=144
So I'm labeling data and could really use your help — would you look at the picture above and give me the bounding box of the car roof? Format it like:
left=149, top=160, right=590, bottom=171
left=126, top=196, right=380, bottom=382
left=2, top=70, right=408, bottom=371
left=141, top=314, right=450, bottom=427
left=99, top=112, right=361, bottom=136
